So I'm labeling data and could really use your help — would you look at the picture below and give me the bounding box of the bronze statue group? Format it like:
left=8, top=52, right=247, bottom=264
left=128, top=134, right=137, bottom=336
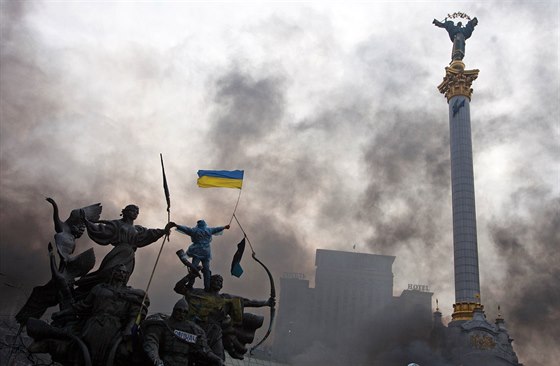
left=14, top=198, right=274, bottom=366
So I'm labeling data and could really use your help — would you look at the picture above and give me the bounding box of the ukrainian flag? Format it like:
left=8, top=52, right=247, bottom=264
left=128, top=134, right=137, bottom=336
left=197, top=170, right=244, bottom=189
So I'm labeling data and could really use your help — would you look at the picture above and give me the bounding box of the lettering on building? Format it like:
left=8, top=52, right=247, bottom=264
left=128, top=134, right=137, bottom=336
left=407, top=284, right=430, bottom=292
left=282, top=272, right=305, bottom=280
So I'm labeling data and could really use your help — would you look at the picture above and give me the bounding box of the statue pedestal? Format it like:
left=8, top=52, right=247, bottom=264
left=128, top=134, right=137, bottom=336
left=432, top=307, right=522, bottom=365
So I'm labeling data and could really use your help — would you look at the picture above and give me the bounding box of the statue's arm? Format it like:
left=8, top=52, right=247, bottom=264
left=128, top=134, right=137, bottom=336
left=433, top=18, right=445, bottom=28
left=142, top=326, right=164, bottom=366
left=242, top=296, right=275, bottom=308
left=465, top=17, right=478, bottom=36
left=200, top=348, right=223, bottom=366
left=74, top=286, right=97, bottom=313
left=134, top=225, right=166, bottom=248
left=52, top=285, right=95, bottom=319
left=193, top=327, right=223, bottom=366
left=80, top=211, right=116, bottom=245
left=174, top=273, right=197, bottom=296
left=124, top=291, right=148, bottom=335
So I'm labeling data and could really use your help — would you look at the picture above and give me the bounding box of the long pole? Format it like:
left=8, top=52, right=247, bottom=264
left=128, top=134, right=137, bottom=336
left=135, top=154, right=172, bottom=326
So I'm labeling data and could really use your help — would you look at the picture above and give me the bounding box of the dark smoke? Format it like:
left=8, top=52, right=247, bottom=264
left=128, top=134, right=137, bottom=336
left=0, top=0, right=60, bottom=290
left=192, top=69, right=315, bottom=291
left=359, top=109, right=451, bottom=250
left=1, top=2, right=558, bottom=365
left=484, top=191, right=560, bottom=366
left=0, top=0, right=183, bottom=319
left=289, top=302, right=452, bottom=366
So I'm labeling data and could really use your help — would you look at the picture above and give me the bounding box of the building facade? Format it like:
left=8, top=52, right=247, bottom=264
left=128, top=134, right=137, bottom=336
left=273, top=249, right=433, bottom=361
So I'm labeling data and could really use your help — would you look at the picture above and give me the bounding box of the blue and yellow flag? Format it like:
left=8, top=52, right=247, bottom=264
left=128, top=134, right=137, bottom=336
left=197, top=170, right=244, bottom=189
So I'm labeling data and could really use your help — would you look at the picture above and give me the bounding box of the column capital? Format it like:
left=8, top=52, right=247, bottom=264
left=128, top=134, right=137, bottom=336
left=452, top=301, right=484, bottom=321
left=438, top=61, right=479, bottom=102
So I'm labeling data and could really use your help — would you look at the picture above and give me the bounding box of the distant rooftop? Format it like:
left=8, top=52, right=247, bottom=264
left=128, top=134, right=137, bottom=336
left=315, top=248, right=395, bottom=269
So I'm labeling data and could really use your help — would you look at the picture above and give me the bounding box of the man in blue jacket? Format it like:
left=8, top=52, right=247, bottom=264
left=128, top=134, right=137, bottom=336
left=173, top=220, right=230, bottom=290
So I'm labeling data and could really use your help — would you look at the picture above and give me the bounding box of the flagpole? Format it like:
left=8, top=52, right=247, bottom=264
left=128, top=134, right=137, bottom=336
left=229, top=188, right=242, bottom=226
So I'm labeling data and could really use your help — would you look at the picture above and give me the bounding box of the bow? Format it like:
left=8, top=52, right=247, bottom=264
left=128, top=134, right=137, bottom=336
left=232, top=214, right=276, bottom=354
left=249, top=251, right=276, bottom=354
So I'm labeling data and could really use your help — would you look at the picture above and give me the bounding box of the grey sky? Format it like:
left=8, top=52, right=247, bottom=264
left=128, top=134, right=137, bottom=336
left=1, top=1, right=558, bottom=364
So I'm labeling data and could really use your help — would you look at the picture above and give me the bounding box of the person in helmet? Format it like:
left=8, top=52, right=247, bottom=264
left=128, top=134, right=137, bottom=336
left=142, top=298, right=223, bottom=366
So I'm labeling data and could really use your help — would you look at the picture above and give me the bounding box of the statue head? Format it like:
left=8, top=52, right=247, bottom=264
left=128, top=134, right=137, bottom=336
left=196, top=219, right=207, bottom=228
left=110, top=264, right=129, bottom=284
left=209, top=274, right=223, bottom=292
left=121, top=204, right=139, bottom=220
left=457, top=21, right=463, bottom=27
left=171, top=298, right=190, bottom=321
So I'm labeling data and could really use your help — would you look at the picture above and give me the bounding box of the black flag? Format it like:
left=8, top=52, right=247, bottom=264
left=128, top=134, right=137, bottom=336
left=231, top=237, right=246, bottom=278
left=160, top=153, right=170, bottom=213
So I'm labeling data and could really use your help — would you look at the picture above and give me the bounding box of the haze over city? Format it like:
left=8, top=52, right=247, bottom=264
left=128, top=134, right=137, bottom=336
left=1, top=1, right=558, bottom=365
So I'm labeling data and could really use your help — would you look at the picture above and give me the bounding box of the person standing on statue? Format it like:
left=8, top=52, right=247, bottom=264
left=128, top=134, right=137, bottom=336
left=142, top=298, right=223, bottom=366
left=76, top=204, right=175, bottom=289
left=172, top=219, right=230, bottom=290
left=433, top=17, right=478, bottom=61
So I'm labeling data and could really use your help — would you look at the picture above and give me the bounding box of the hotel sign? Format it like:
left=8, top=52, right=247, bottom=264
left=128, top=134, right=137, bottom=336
left=408, top=284, right=430, bottom=292
left=282, top=272, right=305, bottom=280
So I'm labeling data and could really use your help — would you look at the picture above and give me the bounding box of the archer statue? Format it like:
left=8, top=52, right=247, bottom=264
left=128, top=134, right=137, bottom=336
left=433, top=16, right=478, bottom=61
left=174, top=272, right=274, bottom=362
